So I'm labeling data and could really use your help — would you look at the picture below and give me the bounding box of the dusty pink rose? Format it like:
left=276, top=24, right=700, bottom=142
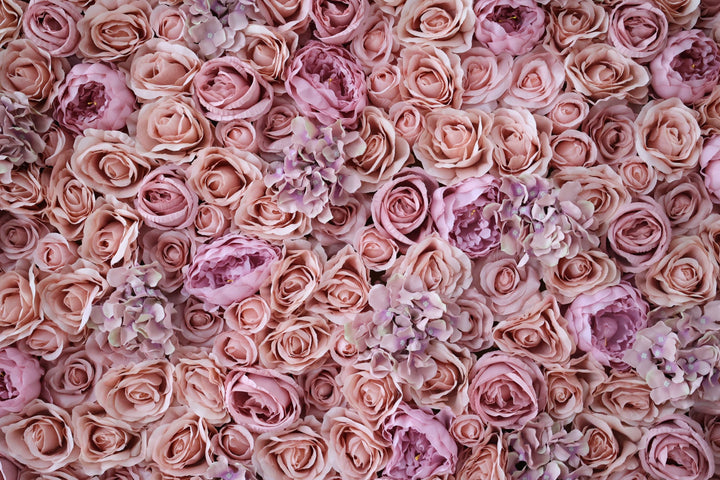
left=565, top=282, right=648, bottom=368
left=650, top=29, right=720, bottom=103
left=654, top=172, right=713, bottom=235
left=211, top=423, right=254, bottom=465
left=193, top=56, right=273, bottom=122
left=149, top=4, right=186, bottom=41
left=184, top=233, right=280, bottom=307
left=216, top=119, right=259, bottom=154
left=22, top=0, right=81, bottom=56
left=0, top=212, right=46, bottom=268
left=174, top=349, right=229, bottom=426
left=349, top=6, right=397, bottom=71
left=188, top=146, right=262, bottom=210
left=399, top=45, right=463, bottom=110
left=256, top=97, right=301, bottom=156
left=224, top=367, right=302, bottom=433
left=396, top=0, right=475, bottom=51
left=135, top=165, right=198, bottom=230
left=354, top=225, right=400, bottom=271
left=194, top=204, right=230, bottom=239
left=299, top=364, right=345, bottom=416
left=76, top=0, right=152, bottom=61
left=265, top=241, right=323, bottom=317
left=237, top=25, right=298, bottom=83
left=258, top=316, right=334, bottom=374
left=592, top=371, right=670, bottom=426
left=129, top=39, right=201, bottom=103
left=640, top=415, right=715, bottom=480
left=33, top=233, right=79, bottom=273
left=77, top=197, right=139, bottom=273
left=212, top=331, right=259, bottom=368
left=542, top=249, right=621, bottom=304
left=0, top=347, right=42, bottom=416
left=148, top=407, right=215, bottom=477
left=501, top=47, right=565, bottom=113
left=389, top=102, right=426, bottom=146
left=43, top=346, right=106, bottom=409
left=475, top=252, right=542, bottom=317
left=460, top=46, right=512, bottom=107
left=616, top=156, right=658, bottom=196
left=546, top=92, right=589, bottom=134
left=141, top=229, right=196, bottom=292
left=489, top=107, right=552, bottom=177
left=474, top=0, right=545, bottom=56
left=583, top=99, right=637, bottom=164
left=549, top=130, right=598, bottom=168
left=285, top=41, right=367, bottom=127
left=340, top=363, right=402, bottom=429
left=224, top=295, right=271, bottom=334
left=0, top=269, right=42, bottom=349
left=310, top=0, right=367, bottom=44
left=52, top=62, right=135, bottom=135
left=468, top=351, right=547, bottom=429
left=608, top=0, right=668, bottom=62
left=546, top=0, right=607, bottom=55
left=700, top=135, right=720, bottom=202
left=312, top=196, right=371, bottom=248
left=368, top=66, right=403, bottom=111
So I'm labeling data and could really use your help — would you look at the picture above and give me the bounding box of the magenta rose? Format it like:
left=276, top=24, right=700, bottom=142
left=650, top=29, right=720, bottom=103
left=381, top=404, right=457, bottom=480
left=700, top=135, right=720, bottom=203
left=473, top=0, right=546, bottom=56
left=0, top=347, right=42, bottom=416
left=431, top=175, right=501, bottom=259
left=565, top=282, right=649, bottom=369
left=285, top=40, right=367, bottom=127
left=184, top=233, right=281, bottom=307
left=135, top=165, right=198, bottom=230
left=52, top=62, right=135, bottom=135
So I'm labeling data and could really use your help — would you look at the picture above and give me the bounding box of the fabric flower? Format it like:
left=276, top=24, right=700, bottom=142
left=0, top=92, right=52, bottom=183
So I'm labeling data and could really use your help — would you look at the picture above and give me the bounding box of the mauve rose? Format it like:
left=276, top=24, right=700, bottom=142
left=396, top=0, right=475, bottom=51
left=654, top=172, right=712, bottom=235
left=43, top=346, right=106, bottom=409
left=0, top=400, right=78, bottom=473
left=193, top=56, right=273, bottom=122
left=565, top=282, right=648, bottom=369
left=650, top=29, right=720, bottom=103
left=381, top=404, right=457, bottom=480
left=475, top=252, right=542, bottom=317
left=52, top=62, right=135, bottom=135
left=640, top=415, right=715, bottom=480
left=474, top=0, right=545, bottom=56
left=135, top=165, right=198, bottom=230
left=608, top=0, right=668, bottom=62
left=224, top=367, right=302, bottom=433
left=460, top=46, right=512, bottom=107
left=0, top=347, right=42, bottom=416
left=468, top=351, right=547, bottom=429
left=0, top=212, right=46, bottom=268
left=700, top=135, right=720, bottom=202
left=128, top=39, right=201, bottom=103
left=76, top=0, right=152, bottom=61
left=0, top=455, right=16, bottom=480
left=285, top=41, right=367, bottom=127
left=22, top=0, right=81, bottom=56
left=431, top=175, right=501, bottom=259
left=184, top=233, right=280, bottom=307
left=299, top=363, right=344, bottom=416
left=310, top=0, right=367, bottom=44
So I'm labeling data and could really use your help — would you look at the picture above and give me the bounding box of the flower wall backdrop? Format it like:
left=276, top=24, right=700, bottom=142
left=0, top=0, right=720, bottom=479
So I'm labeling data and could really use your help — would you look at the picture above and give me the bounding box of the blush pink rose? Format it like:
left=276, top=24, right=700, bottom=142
left=310, top=0, right=368, bottom=44
left=396, top=0, right=475, bottom=52
left=129, top=39, right=201, bottom=103
left=285, top=41, right=367, bottom=127
left=398, top=45, right=464, bottom=110
left=76, top=0, right=152, bottom=61
left=148, top=407, right=215, bottom=477
left=349, top=6, right=397, bottom=72
left=700, top=135, right=720, bottom=203
left=354, top=225, right=400, bottom=272
left=184, top=233, right=281, bottom=307
left=500, top=47, right=565, bottom=113
left=135, top=165, right=198, bottom=229
left=460, top=46, right=512, bottom=107
left=473, top=0, right=546, bottom=56
left=174, top=349, right=229, bottom=426
left=52, top=62, right=135, bottom=135
left=546, top=0, right=607, bottom=55
left=546, top=92, right=589, bottom=134
left=583, top=99, right=637, bottom=164
left=608, top=0, right=668, bottom=62
left=22, top=0, right=81, bottom=56
left=149, top=4, right=186, bottom=41
left=0, top=347, right=42, bottom=416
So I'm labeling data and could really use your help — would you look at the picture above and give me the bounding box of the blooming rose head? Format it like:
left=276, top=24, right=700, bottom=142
left=135, top=165, right=198, bottom=229
left=148, top=407, right=216, bottom=477
left=0, top=347, right=42, bottom=416
left=460, top=46, right=512, bottom=107
left=473, top=0, right=545, bottom=56
left=398, top=45, right=463, bottom=110
left=76, top=0, right=152, bottom=61
left=700, top=135, right=720, bottom=203
left=650, top=29, right=720, bottom=103
left=285, top=40, right=367, bottom=127
left=583, top=99, right=637, bottom=164
left=310, top=0, right=367, bottom=44
left=501, top=47, right=565, bottom=113
left=608, top=0, right=668, bottom=62
left=128, top=39, right=201, bottom=103
left=396, top=0, right=475, bottom=51
left=22, top=0, right=82, bottom=56
left=546, top=0, right=607, bottom=55
left=184, top=233, right=280, bottom=307
left=52, top=62, right=135, bottom=135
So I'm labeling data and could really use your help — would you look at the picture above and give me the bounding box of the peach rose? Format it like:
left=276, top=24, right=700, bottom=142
left=493, top=293, right=575, bottom=367
left=0, top=166, right=45, bottom=217
left=77, top=197, right=139, bottom=273
left=500, top=47, right=565, bottom=113
left=542, top=249, right=621, bottom=304
left=654, top=173, right=713, bottom=235
left=77, top=0, right=152, bottom=61
left=474, top=0, right=546, bottom=56
left=635, top=98, right=702, bottom=181
left=149, top=4, right=186, bottom=41
left=591, top=371, right=670, bottom=426
left=71, top=130, right=154, bottom=199
left=224, top=367, right=302, bottom=433
left=574, top=412, right=642, bottom=476
left=194, top=203, right=230, bottom=238
left=0, top=39, right=66, bottom=112
left=46, top=162, right=95, bottom=241
left=193, top=56, right=273, bottom=122
left=615, top=156, right=658, bottom=196
left=258, top=316, right=334, bottom=374
left=224, top=295, right=271, bottom=334
left=583, top=99, right=637, bottom=164
left=266, top=241, right=323, bottom=316
left=310, top=0, right=367, bottom=44
left=545, top=354, right=606, bottom=422
left=546, top=92, right=589, bottom=134
left=298, top=363, right=345, bottom=416
left=176, top=297, right=225, bottom=344
left=215, top=119, right=259, bottom=154
left=339, top=363, right=402, bottom=429
left=451, top=287, right=495, bottom=351
left=43, top=347, right=107, bottom=410
left=253, top=417, right=332, bottom=480
left=33, top=233, right=79, bottom=273
left=128, top=39, right=201, bottom=102
left=564, top=43, right=649, bottom=103
left=549, top=130, right=598, bottom=168
left=22, top=0, right=81, bottom=56
left=212, top=331, right=259, bottom=369
left=389, top=102, right=426, bottom=146
left=134, top=94, right=214, bottom=162
left=322, top=407, right=390, bottom=480
left=173, top=349, right=228, bottom=425
left=367, top=64, right=403, bottom=110
left=354, top=225, right=400, bottom=271
left=460, top=46, right=512, bottom=107
left=349, top=6, right=397, bottom=71
left=636, top=235, right=719, bottom=308
left=475, top=252, right=542, bottom=317
left=94, top=359, right=174, bottom=426
left=188, top=146, right=262, bottom=210
left=148, top=407, right=215, bottom=477
left=546, top=0, right=607, bottom=54
left=0, top=400, right=78, bottom=473
left=413, top=108, right=493, bottom=185
left=697, top=85, right=720, bottom=135
left=237, top=25, right=298, bottom=83
left=399, top=45, right=463, bottom=110
left=71, top=403, right=146, bottom=475
left=608, top=0, right=668, bottom=62
left=235, top=181, right=313, bottom=242
left=0, top=268, right=41, bottom=349
left=489, top=107, right=552, bottom=177
left=396, top=0, right=474, bottom=51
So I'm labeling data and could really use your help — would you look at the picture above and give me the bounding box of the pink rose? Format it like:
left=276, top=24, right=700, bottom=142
left=224, top=295, right=271, bottom=334
left=468, top=351, right=547, bottom=429
left=399, top=45, right=463, bottom=110
left=141, top=229, right=196, bottom=292
left=654, top=173, right=713, bottom=235
left=0, top=347, right=42, bottom=416
left=128, top=39, right=201, bottom=103
left=354, top=225, right=400, bottom=272
left=616, top=155, right=659, bottom=196
left=349, top=6, right=397, bottom=71
left=135, top=165, right=198, bottom=229
left=500, top=47, right=565, bottom=113
left=33, top=233, right=79, bottom=273
left=546, top=0, right=607, bottom=55
left=216, top=119, right=258, bottom=154
left=285, top=41, right=367, bottom=127
left=310, top=0, right=368, bottom=44
left=52, top=62, right=135, bottom=135
left=194, top=204, right=230, bottom=239
left=488, top=107, right=552, bottom=177
left=546, top=92, right=588, bottom=134
left=549, top=130, right=598, bottom=168
left=608, top=0, right=668, bottom=62
left=0, top=212, right=47, bottom=268
left=258, top=316, right=334, bottom=374
left=583, top=99, right=637, bottom=164
left=565, top=282, right=648, bottom=368
left=22, top=0, right=81, bottom=56
left=174, top=349, right=229, bottom=425
left=148, top=407, right=216, bottom=477
left=367, top=65, right=404, bottom=110
left=650, top=29, right=720, bottom=103
left=475, top=252, right=542, bottom=317
left=149, top=4, right=186, bottom=41
left=473, top=0, right=546, bottom=56
left=212, top=331, right=259, bottom=368
left=184, top=233, right=280, bottom=307
left=237, top=25, right=298, bottom=83
left=460, top=46, right=512, bottom=107
left=192, top=56, right=273, bottom=122
left=76, top=0, right=152, bottom=61
left=0, top=269, right=42, bottom=349
left=299, top=364, right=345, bottom=417
left=43, top=347, right=106, bottom=410
left=396, top=0, right=475, bottom=51
left=700, top=135, right=720, bottom=203
left=340, top=363, right=402, bottom=429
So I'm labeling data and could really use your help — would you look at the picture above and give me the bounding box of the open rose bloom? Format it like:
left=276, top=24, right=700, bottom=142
left=2, top=0, right=720, bottom=479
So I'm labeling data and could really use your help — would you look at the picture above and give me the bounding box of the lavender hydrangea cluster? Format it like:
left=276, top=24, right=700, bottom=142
left=0, top=92, right=51, bottom=183
left=183, top=0, right=251, bottom=58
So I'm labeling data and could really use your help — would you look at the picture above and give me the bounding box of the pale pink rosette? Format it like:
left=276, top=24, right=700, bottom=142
left=396, top=0, right=475, bottom=51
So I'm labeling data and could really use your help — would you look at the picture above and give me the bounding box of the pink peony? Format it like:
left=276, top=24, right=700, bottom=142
left=0, top=347, right=42, bottom=416
left=473, top=0, right=546, bottom=56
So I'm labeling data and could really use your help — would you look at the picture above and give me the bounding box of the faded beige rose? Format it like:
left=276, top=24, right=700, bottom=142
left=71, top=403, right=146, bottom=475
left=237, top=25, right=298, bottom=83
left=235, top=181, right=313, bottom=241
left=0, top=268, right=42, bottom=349
left=94, top=359, right=174, bottom=426
left=489, top=107, right=552, bottom=177
left=574, top=412, right=642, bottom=476
left=46, top=162, right=95, bottom=241
left=265, top=240, right=324, bottom=317
left=77, top=197, right=139, bottom=273
left=475, top=253, right=542, bottom=318
left=547, top=92, right=589, bottom=134
left=340, top=363, right=402, bottom=429
left=128, top=39, right=201, bottom=102
left=258, top=316, right=334, bottom=375
left=564, top=43, right=649, bottom=103
left=544, top=353, right=606, bottom=422
left=635, top=98, right=702, bottom=181
left=615, top=156, right=658, bottom=196
left=591, top=370, right=673, bottom=426
left=413, top=108, right=493, bottom=185
left=173, top=348, right=229, bottom=426
left=636, top=235, right=719, bottom=308
left=367, top=64, right=403, bottom=110
left=396, top=0, right=474, bottom=51
left=0, top=0, right=23, bottom=48
left=134, top=94, right=214, bottom=162
left=399, top=45, right=463, bottom=110
left=77, top=0, right=152, bottom=61
left=546, top=0, right=608, bottom=54
left=346, top=106, right=411, bottom=193
left=549, top=130, right=598, bottom=168
left=188, top=146, right=262, bottom=210
left=542, top=249, right=621, bottom=305
left=0, top=39, right=67, bottom=112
